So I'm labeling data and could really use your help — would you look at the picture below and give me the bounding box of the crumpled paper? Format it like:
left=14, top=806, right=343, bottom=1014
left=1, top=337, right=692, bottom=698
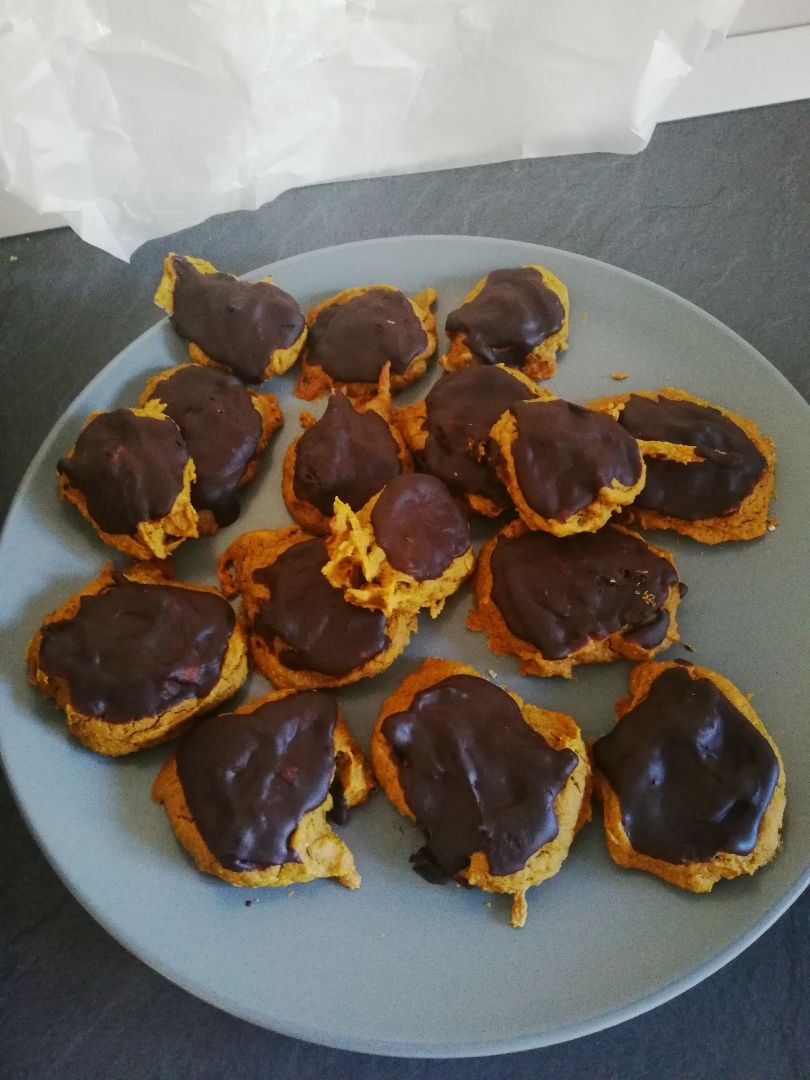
left=0, top=0, right=743, bottom=260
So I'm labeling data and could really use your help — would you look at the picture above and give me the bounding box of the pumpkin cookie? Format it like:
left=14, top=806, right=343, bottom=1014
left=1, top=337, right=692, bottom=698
left=154, top=254, right=306, bottom=383
left=27, top=562, right=247, bottom=756
left=153, top=688, right=374, bottom=890
left=592, top=661, right=785, bottom=892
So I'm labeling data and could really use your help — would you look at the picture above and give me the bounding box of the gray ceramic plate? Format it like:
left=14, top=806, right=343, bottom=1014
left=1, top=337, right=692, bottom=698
left=1, top=236, right=808, bottom=1058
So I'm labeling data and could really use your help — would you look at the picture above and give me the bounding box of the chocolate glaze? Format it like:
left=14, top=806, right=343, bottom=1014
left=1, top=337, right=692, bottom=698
left=509, top=399, right=642, bottom=520
left=307, top=289, right=428, bottom=382
left=253, top=539, right=389, bottom=676
left=171, top=257, right=304, bottom=383
left=490, top=527, right=678, bottom=660
left=176, top=692, right=338, bottom=871
left=58, top=409, right=188, bottom=536
left=371, top=474, right=471, bottom=582
left=38, top=576, right=235, bottom=722
left=382, top=674, right=578, bottom=877
left=150, top=365, right=263, bottom=526
left=445, top=267, right=564, bottom=367
left=293, top=393, right=401, bottom=515
left=421, top=366, right=532, bottom=507
left=617, top=395, right=767, bottom=520
left=593, top=666, right=779, bottom=864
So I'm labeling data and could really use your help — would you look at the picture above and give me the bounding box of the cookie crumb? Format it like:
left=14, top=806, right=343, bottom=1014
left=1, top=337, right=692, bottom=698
left=487, top=669, right=499, bottom=680
left=767, top=518, right=779, bottom=532
left=681, top=642, right=695, bottom=653
left=287, top=890, right=294, bottom=897
left=580, top=313, right=588, bottom=322
left=9, top=254, right=18, bottom=262
left=484, top=901, right=492, bottom=909
left=610, top=371, right=629, bottom=381
left=244, top=899, right=252, bottom=907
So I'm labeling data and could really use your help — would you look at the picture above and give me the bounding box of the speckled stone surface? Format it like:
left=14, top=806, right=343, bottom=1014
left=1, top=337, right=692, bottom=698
left=2, top=102, right=808, bottom=1079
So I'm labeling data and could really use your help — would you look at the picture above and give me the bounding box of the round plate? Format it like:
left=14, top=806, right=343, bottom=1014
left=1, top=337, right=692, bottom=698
left=2, top=236, right=808, bottom=1058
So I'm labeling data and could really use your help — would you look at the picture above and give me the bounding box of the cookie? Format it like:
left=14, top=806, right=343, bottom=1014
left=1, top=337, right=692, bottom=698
left=154, top=254, right=306, bottom=384
left=218, top=526, right=415, bottom=690
left=490, top=396, right=645, bottom=535
left=323, top=473, right=475, bottom=618
left=395, top=364, right=543, bottom=517
left=153, top=688, right=374, bottom=889
left=441, top=265, right=569, bottom=380
left=140, top=364, right=283, bottom=534
left=469, top=521, right=682, bottom=678
left=372, top=659, right=591, bottom=927
left=27, top=562, right=247, bottom=756
left=57, top=403, right=198, bottom=560
left=294, top=284, right=437, bottom=401
left=592, top=661, right=786, bottom=892
left=282, top=367, right=411, bottom=536
left=588, top=387, right=775, bottom=543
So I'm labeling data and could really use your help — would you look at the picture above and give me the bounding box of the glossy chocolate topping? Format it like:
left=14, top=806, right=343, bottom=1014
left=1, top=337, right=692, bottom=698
left=171, top=257, right=304, bottom=383
left=253, top=539, right=389, bottom=676
left=490, top=527, right=678, bottom=660
left=445, top=267, right=564, bottom=366
left=293, top=393, right=401, bottom=515
left=38, top=576, right=235, bottom=722
left=618, top=395, right=767, bottom=519
left=307, top=289, right=428, bottom=382
left=150, top=365, right=262, bottom=526
left=593, top=666, right=779, bottom=864
left=422, top=366, right=532, bottom=506
left=509, top=399, right=642, bottom=520
left=382, top=674, right=578, bottom=877
left=371, top=474, right=471, bottom=581
left=58, top=409, right=188, bottom=535
left=176, top=692, right=338, bottom=871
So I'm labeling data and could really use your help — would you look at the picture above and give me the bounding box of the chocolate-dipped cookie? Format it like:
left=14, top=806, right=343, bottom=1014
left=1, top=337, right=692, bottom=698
left=295, top=284, right=437, bottom=401
left=490, top=395, right=645, bottom=535
left=469, top=521, right=682, bottom=678
left=57, top=403, right=199, bottom=560
left=27, top=562, right=248, bottom=756
left=153, top=688, right=374, bottom=889
left=441, top=265, right=569, bottom=381
left=154, top=254, right=306, bottom=383
left=372, top=659, right=590, bottom=927
left=592, top=661, right=786, bottom=892
left=588, top=387, right=775, bottom=543
left=219, top=526, right=415, bottom=690
left=140, top=364, right=283, bottom=533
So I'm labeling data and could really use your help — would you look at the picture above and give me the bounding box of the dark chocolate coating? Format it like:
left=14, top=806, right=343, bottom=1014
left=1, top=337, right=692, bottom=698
left=253, top=539, right=389, bottom=676
left=176, top=692, right=338, bottom=871
left=490, top=527, right=678, bottom=660
left=171, top=257, right=304, bottom=383
left=382, top=674, right=578, bottom=877
left=370, top=474, right=471, bottom=582
left=307, top=289, right=428, bottom=382
left=149, top=365, right=263, bottom=526
left=593, top=666, right=779, bottom=864
left=445, top=267, right=564, bottom=367
left=617, top=394, right=767, bottom=520
left=58, top=409, right=188, bottom=536
left=509, top=399, right=642, bottom=520
left=293, top=393, right=401, bottom=516
left=421, top=366, right=532, bottom=507
left=37, top=576, right=235, bottom=723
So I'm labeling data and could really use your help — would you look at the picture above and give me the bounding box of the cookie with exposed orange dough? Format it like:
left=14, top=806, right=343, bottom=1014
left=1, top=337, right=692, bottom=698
left=140, top=364, right=283, bottom=534
left=57, top=403, right=198, bottom=561
left=372, top=659, right=591, bottom=927
left=592, top=661, right=786, bottom=893
left=27, top=561, right=247, bottom=757
left=469, top=520, right=683, bottom=678
left=294, top=284, right=437, bottom=402
left=218, top=526, right=415, bottom=691
left=153, top=687, right=374, bottom=890
left=154, top=254, right=306, bottom=384
left=282, top=366, right=411, bottom=536
left=441, top=265, right=569, bottom=380
left=587, top=387, right=775, bottom=543
left=490, top=395, right=645, bottom=535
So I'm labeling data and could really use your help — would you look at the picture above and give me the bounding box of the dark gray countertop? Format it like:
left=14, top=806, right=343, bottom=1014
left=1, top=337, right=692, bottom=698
left=2, top=102, right=808, bottom=1079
